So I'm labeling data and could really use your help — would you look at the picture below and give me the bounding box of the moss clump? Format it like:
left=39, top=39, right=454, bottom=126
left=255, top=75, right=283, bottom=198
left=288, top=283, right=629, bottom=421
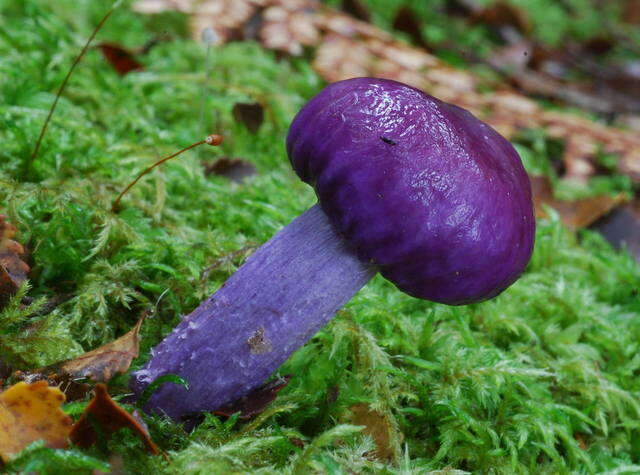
left=1, top=0, right=639, bottom=472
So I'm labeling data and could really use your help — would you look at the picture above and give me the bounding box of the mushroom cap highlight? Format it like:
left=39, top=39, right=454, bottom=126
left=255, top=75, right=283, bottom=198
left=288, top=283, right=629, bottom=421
left=286, top=77, right=535, bottom=305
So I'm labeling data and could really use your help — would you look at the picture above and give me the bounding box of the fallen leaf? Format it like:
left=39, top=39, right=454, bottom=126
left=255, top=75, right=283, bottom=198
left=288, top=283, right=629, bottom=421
left=348, top=403, right=400, bottom=462
left=70, top=384, right=159, bottom=454
left=97, top=43, right=144, bottom=75
left=232, top=102, right=264, bottom=134
left=15, top=317, right=145, bottom=401
left=530, top=175, right=627, bottom=229
left=590, top=202, right=640, bottom=261
left=59, top=317, right=144, bottom=382
left=213, top=375, right=291, bottom=420
left=133, top=0, right=640, bottom=184
left=0, top=215, right=29, bottom=306
left=203, top=157, right=257, bottom=182
left=0, top=381, right=72, bottom=462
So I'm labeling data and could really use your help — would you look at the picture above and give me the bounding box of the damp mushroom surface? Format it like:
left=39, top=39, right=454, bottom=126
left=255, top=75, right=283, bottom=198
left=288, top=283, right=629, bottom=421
left=130, top=77, right=536, bottom=421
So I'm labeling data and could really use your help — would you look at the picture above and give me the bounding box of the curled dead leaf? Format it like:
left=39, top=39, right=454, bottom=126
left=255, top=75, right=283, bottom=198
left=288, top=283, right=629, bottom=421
left=70, top=384, right=159, bottom=454
left=0, top=381, right=72, bottom=462
left=59, top=317, right=144, bottom=382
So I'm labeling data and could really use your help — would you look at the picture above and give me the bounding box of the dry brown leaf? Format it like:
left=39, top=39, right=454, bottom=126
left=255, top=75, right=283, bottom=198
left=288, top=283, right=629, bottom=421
left=530, top=175, right=627, bottom=230
left=0, top=381, right=72, bottom=462
left=15, top=317, right=145, bottom=401
left=59, top=317, right=144, bottom=382
left=348, top=403, right=401, bottom=462
left=70, top=384, right=159, bottom=454
left=0, top=215, right=29, bottom=305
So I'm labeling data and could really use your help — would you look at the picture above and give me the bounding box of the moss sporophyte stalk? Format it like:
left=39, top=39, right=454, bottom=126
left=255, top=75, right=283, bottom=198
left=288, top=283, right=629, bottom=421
left=112, top=134, right=223, bottom=212
left=131, top=78, right=535, bottom=420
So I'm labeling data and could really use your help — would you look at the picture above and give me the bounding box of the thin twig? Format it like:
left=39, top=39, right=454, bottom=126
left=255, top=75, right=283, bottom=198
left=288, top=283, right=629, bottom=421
left=27, top=0, right=123, bottom=179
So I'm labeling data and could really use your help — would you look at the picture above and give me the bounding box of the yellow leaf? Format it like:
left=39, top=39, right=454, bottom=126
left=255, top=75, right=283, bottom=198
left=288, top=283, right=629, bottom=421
left=0, top=381, right=72, bottom=462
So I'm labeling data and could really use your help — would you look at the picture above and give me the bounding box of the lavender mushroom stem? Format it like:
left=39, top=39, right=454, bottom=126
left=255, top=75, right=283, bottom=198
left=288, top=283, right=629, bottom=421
left=131, top=204, right=375, bottom=420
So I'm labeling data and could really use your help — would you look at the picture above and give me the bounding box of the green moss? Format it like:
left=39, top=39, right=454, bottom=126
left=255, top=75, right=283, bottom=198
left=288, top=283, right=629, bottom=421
left=1, top=0, right=639, bottom=473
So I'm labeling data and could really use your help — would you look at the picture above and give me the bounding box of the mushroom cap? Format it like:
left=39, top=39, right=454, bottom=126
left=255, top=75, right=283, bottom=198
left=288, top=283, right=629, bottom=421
left=286, top=77, right=535, bottom=305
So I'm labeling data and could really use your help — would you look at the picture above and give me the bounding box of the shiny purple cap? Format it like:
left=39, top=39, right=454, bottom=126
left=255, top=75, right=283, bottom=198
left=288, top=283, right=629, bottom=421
left=286, top=77, right=535, bottom=305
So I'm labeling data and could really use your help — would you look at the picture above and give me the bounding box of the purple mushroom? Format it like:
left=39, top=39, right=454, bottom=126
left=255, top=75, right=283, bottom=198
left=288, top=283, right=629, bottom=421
left=131, top=77, right=535, bottom=420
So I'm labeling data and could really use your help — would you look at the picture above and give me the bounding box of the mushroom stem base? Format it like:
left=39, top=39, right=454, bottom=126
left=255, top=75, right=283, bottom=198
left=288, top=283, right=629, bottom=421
left=130, top=204, right=375, bottom=420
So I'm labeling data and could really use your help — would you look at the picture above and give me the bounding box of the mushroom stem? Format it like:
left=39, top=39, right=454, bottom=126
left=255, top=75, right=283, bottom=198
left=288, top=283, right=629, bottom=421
left=131, top=204, right=375, bottom=420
